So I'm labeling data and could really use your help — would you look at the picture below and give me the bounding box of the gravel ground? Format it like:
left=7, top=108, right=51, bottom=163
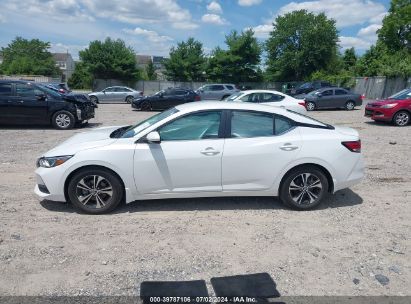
left=0, top=103, right=410, bottom=296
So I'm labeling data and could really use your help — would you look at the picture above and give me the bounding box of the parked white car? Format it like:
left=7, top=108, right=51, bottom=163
left=34, top=102, right=364, bottom=214
left=225, top=90, right=307, bottom=114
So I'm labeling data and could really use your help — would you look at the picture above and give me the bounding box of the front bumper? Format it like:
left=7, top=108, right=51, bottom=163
left=34, top=166, right=67, bottom=202
left=77, top=104, right=95, bottom=121
left=364, top=107, right=393, bottom=121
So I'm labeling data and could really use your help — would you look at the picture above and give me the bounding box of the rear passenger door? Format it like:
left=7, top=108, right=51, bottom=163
left=222, top=110, right=302, bottom=191
left=334, top=89, right=349, bottom=107
left=0, top=82, right=14, bottom=122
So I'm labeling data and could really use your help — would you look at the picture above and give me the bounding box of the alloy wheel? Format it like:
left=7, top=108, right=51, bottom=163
left=395, top=112, right=409, bottom=126
left=75, top=175, right=113, bottom=209
left=289, top=173, right=323, bottom=205
left=55, top=114, right=71, bottom=128
left=306, top=102, right=315, bottom=111
left=346, top=101, right=355, bottom=110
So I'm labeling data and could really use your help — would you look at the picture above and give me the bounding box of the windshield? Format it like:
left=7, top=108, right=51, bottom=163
left=388, top=88, right=411, bottom=100
left=225, top=92, right=243, bottom=101
left=121, top=107, right=179, bottom=138
left=37, top=85, right=62, bottom=98
left=299, top=82, right=312, bottom=89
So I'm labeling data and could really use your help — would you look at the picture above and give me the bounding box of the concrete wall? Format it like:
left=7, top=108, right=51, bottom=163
left=93, top=77, right=411, bottom=98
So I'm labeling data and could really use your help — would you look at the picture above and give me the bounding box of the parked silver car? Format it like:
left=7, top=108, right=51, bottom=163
left=88, top=86, right=143, bottom=103
left=196, top=84, right=239, bottom=100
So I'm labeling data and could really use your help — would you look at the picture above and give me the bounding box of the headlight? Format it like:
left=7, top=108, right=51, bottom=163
left=37, top=155, right=73, bottom=168
left=381, top=103, right=398, bottom=109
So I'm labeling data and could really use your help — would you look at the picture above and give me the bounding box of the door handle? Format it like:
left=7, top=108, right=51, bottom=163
left=200, top=147, right=220, bottom=156
left=280, top=143, right=298, bottom=151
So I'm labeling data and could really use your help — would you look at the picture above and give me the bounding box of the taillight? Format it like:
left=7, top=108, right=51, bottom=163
left=360, top=94, right=365, bottom=100
left=140, top=91, right=143, bottom=96
left=195, top=95, right=201, bottom=101
left=298, top=101, right=306, bottom=108
left=342, top=140, right=361, bottom=153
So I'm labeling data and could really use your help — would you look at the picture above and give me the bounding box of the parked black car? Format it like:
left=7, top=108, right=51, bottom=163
left=0, top=80, right=96, bottom=129
left=132, top=87, right=201, bottom=111
left=303, top=87, right=363, bottom=111
left=292, top=81, right=333, bottom=95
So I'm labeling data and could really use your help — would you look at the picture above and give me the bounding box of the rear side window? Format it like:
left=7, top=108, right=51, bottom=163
left=275, top=116, right=294, bottom=134
left=175, top=90, right=187, bottom=96
left=231, top=111, right=273, bottom=138
left=0, top=83, right=12, bottom=95
left=225, top=85, right=234, bottom=90
left=262, top=93, right=285, bottom=102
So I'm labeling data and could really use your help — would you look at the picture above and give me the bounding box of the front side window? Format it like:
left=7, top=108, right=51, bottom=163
left=0, top=83, right=12, bottom=96
left=335, top=89, right=347, bottom=95
left=210, top=85, right=224, bottom=91
left=104, top=87, right=115, bottom=92
left=231, top=111, right=273, bottom=138
left=225, top=85, right=234, bottom=90
left=175, top=90, right=187, bottom=96
left=159, top=111, right=221, bottom=141
left=15, top=83, right=43, bottom=97
left=322, top=89, right=333, bottom=96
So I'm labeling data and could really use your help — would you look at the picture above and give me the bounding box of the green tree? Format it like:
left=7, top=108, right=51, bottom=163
left=378, top=0, right=411, bottom=53
left=145, top=59, right=157, bottom=80
left=68, top=62, right=93, bottom=89
left=207, top=29, right=262, bottom=82
left=342, top=47, right=357, bottom=70
left=164, top=38, right=206, bottom=81
left=0, top=37, right=60, bottom=76
left=79, top=38, right=140, bottom=80
left=266, top=10, right=339, bottom=81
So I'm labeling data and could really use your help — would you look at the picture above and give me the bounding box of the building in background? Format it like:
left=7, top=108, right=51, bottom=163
left=52, top=52, right=75, bottom=82
left=136, top=55, right=167, bottom=80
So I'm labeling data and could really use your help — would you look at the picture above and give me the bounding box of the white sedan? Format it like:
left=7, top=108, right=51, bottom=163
left=225, top=90, right=307, bottom=114
left=34, top=102, right=364, bottom=214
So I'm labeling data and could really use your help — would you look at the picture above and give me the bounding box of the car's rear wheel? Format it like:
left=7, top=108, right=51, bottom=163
left=221, top=95, right=230, bottom=100
left=125, top=96, right=133, bottom=103
left=280, top=166, right=329, bottom=210
left=52, top=111, right=75, bottom=130
left=393, top=111, right=410, bottom=126
left=90, top=96, right=98, bottom=104
left=67, top=168, right=123, bottom=214
left=345, top=100, right=355, bottom=110
left=140, top=101, right=152, bottom=111
left=306, top=101, right=316, bottom=111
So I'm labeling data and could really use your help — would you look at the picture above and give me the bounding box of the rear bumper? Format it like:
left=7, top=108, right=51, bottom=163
left=334, top=155, right=365, bottom=192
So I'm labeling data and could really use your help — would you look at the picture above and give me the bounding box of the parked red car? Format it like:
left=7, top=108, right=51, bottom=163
left=365, top=88, right=411, bottom=126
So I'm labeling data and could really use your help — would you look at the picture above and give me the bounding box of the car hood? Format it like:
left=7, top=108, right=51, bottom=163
left=42, top=126, right=122, bottom=157
left=367, top=99, right=397, bottom=106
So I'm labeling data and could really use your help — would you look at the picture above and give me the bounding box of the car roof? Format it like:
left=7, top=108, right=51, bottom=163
left=174, top=101, right=324, bottom=126
left=240, top=89, right=286, bottom=95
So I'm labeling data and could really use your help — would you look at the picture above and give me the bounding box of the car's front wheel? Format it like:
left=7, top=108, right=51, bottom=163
left=279, top=166, right=329, bottom=210
left=393, top=111, right=410, bottom=126
left=67, top=168, right=124, bottom=214
left=140, top=101, right=152, bottom=111
left=52, top=111, right=75, bottom=130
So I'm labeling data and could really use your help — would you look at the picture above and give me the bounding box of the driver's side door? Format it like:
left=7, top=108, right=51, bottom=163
left=133, top=111, right=224, bottom=194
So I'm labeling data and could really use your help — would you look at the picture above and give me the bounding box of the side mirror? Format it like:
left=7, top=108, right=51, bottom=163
left=146, top=131, right=161, bottom=143
left=36, top=94, right=47, bottom=101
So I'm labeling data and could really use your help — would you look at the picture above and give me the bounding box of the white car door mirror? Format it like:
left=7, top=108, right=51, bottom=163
left=146, top=131, right=161, bottom=143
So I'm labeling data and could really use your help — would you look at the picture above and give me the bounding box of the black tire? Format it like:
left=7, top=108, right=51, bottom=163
left=67, top=167, right=124, bottom=214
left=279, top=166, right=329, bottom=210
left=306, top=101, right=316, bottom=111
left=90, top=96, right=98, bottom=104
left=51, top=110, right=75, bottom=130
left=345, top=100, right=355, bottom=110
left=393, top=111, right=410, bottom=126
left=125, top=96, right=134, bottom=103
left=140, top=101, right=152, bottom=111
left=221, top=95, right=230, bottom=100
